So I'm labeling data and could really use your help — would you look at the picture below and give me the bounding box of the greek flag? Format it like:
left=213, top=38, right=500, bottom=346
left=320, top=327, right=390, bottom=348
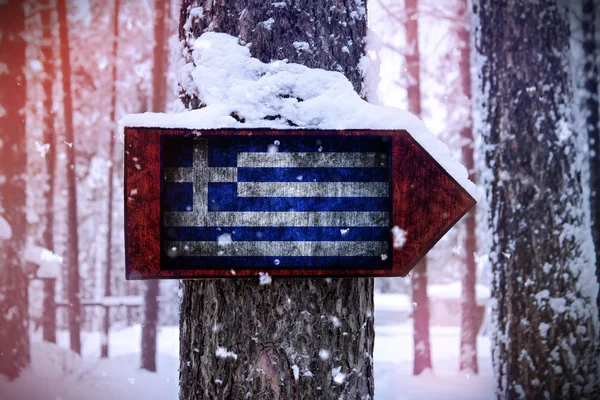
left=161, top=135, right=392, bottom=269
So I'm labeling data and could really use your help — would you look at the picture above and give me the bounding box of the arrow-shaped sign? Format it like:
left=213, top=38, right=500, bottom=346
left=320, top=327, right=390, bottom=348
left=124, top=128, right=475, bottom=279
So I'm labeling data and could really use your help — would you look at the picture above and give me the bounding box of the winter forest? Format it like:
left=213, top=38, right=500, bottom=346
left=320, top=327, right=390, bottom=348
left=0, top=0, right=599, bottom=399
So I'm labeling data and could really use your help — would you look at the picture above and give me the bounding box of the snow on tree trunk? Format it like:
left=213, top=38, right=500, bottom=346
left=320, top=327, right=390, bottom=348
left=40, top=0, right=58, bottom=345
left=582, top=0, right=600, bottom=316
left=403, top=0, right=432, bottom=376
left=177, top=1, right=374, bottom=398
left=0, top=0, right=30, bottom=380
left=473, top=1, right=600, bottom=398
left=456, top=0, right=478, bottom=374
left=141, top=0, right=169, bottom=372
left=57, top=0, right=82, bottom=355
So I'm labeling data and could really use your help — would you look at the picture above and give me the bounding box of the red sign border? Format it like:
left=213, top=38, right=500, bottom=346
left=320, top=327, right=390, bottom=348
left=124, top=127, right=475, bottom=280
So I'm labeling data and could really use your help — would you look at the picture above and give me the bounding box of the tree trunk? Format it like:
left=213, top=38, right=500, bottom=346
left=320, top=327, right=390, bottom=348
left=141, top=0, right=169, bottom=373
left=57, top=0, right=81, bottom=355
left=177, top=1, right=374, bottom=399
left=40, top=0, right=58, bottom=345
left=411, top=260, right=432, bottom=375
left=141, top=277, right=159, bottom=372
left=582, top=0, right=600, bottom=317
left=457, top=0, right=478, bottom=374
left=101, top=0, right=121, bottom=360
left=474, top=0, right=600, bottom=398
left=404, top=0, right=432, bottom=376
left=0, top=0, right=30, bottom=380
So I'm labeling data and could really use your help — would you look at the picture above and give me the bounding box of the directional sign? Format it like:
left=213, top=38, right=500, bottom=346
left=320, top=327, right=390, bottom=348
left=124, top=128, right=475, bottom=279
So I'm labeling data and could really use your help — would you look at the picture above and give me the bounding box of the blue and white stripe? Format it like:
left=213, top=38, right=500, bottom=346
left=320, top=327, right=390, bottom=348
left=161, top=135, right=392, bottom=269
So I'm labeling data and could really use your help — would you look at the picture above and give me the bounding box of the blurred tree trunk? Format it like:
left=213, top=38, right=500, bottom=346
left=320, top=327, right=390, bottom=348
left=141, top=0, right=170, bottom=373
left=582, top=0, right=600, bottom=315
left=57, top=0, right=81, bottom=355
left=177, top=1, right=374, bottom=399
left=456, top=0, right=478, bottom=374
left=101, top=0, right=121, bottom=360
left=0, top=0, right=30, bottom=380
left=40, top=0, right=58, bottom=345
left=474, top=0, right=600, bottom=397
left=405, top=0, right=432, bottom=376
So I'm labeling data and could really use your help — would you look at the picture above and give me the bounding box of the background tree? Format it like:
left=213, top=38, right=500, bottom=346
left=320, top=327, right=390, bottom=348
left=141, top=0, right=170, bottom=373
left=474, top=0, right=599, bottom=397
left=177, top=1, right=374, bottom=398
left=581, top=0, right=600, bottom=313
left=0, top=0, right=31, bottom=379
left=101, top=0, right=120, bottom=359
left=57, top=0, right=82, bottom=355
left=40, top=0, right=58, bottom=344
left=456, top=0, right=478, bottom=374
left=404, top=0, right=433, bottom=376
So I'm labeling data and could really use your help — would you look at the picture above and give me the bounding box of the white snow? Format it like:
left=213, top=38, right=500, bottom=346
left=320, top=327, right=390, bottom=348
left=215, top=346, right=238, bottom=360
left=259, top=18, right=275, bottom=30
left=0, top=214, right=11, bottom=240
left=332, top=366, right=346, bottom=384
left=258, top=272, right=272, bottom=285
left=0, top=294, right=494, bottom=399
left=34, top=141, right=51, bottom=157
left=93, top=296, right=144, bottom=307
left=319, top=349, right=330, bottom=361
left=24, top=244, right=62, bottom=278
left=428, top=282, right=491, bottom=303
left=217, top=233, right=232, bottom=246
left=121, top=32, right=476, bottom=197
left=374, top=293, right=411, bottom=312
left=391, top=226, right=407, bottom=249
left=292, top=41, right=310, bottom=52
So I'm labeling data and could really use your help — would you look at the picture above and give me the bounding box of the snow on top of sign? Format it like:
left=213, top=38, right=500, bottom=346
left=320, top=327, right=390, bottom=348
left=121, top=32, right=476, bottom=197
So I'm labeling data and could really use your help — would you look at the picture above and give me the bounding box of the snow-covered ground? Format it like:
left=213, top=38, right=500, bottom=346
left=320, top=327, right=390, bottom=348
left=1, top=295, right=494, bottom=400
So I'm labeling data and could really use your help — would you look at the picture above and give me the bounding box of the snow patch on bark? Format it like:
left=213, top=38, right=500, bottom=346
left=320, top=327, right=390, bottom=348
left=258, top=272, right=272, bottom=285
left=215, top=347, right=238, bottom=360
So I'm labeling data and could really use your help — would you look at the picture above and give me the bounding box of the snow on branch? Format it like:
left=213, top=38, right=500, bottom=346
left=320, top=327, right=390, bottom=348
left=121, top=32, right=475, bottom=196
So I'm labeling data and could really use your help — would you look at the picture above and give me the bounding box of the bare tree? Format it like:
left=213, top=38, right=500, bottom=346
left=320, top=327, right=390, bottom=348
left=177, top=1, right=373, bottom=398
left=141, top=0, right=170, bottom=372
left=404, top=0, right=432, bottom=376
left=475, top=0, right=599, bottom=397
left=39, top=0, right=58, bottom=345
left=57, top=0, right=81, bottom=355
left=456, top=0, right=478, bottom=374
left=0, top=0, right=30, bottom=379
left=100, top=0, right=121, bottom=360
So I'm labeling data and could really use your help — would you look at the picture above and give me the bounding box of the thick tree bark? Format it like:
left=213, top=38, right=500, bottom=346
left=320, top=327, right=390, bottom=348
left=582, top=0, right=600, bottom=316
left=101, top=0, right=121, bottom=360
left=404, top=0, right=432, bottom=376
left=40, top=0, right=58, bottom=345
left=457, top=0, right=478, bottom=374
left=474, top=0, right=600, bottom=398
left=0, top=0, right=30, bottom=380
left=141, top=0, right=169, bottom=373
left=177, top=1, right=374, bottom=399
left=57, top=0, right=81, bottom=355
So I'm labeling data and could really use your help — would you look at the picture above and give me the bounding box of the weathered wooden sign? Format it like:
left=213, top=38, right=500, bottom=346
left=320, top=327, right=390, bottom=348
left=124, top=128, right=475, bottom=279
